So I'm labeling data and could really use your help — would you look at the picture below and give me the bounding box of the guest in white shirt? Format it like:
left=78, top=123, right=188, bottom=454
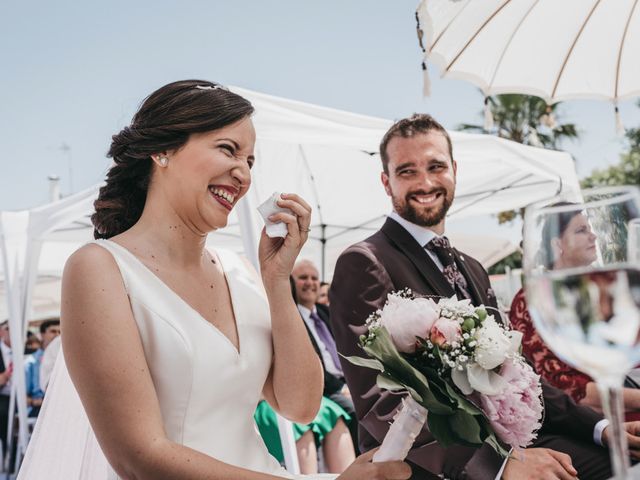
left=292, top=260, right=358, bottom=451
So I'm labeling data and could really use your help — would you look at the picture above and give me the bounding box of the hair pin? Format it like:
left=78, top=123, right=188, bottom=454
left=194, top=84, right=228, bottom=91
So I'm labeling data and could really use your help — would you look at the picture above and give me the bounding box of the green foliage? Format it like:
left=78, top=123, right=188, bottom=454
left=450, top=410, right=484, bottom=444
left=581, top=151, right=640, bottom=189
left=488, top=250, right=523, bottom=275
left=627, top=127, right=640, bottom=152
left=341, top=355, right=383, bottom=371
left=582, top=101, right=640, bottom=189
left=458, top=94, right=579, bottom=149
left=427, top=413, right=459, bottom=447
left=627, top=100, right=640, bottom=151
left=496, top=209, right=522, bottom=225
left=459, top=94, right=580, bottom=223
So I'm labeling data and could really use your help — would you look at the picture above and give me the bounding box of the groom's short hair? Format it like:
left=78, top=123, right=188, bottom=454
left=379, top=113, right=453, bottom=174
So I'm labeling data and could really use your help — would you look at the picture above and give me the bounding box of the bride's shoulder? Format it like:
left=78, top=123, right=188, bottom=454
left=65, top=241, right=118, bottom=272
left=61, top=242, right=132, bottom=330
left=63, top=241, right=126, bottom=294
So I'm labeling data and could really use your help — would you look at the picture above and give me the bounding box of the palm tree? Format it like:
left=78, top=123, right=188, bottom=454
left=459, top=94, right=579, bottom=150
left=458, top=94, right=580, bottom=224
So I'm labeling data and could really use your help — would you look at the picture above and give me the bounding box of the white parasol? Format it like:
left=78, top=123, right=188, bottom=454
left=416, top=0, right=640, bottom=131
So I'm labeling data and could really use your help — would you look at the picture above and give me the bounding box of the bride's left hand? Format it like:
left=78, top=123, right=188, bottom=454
left=258, top=193, right=311, bottom=284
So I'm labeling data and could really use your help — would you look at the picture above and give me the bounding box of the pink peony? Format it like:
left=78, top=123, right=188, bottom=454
left=379, top=295, right=439, bottom=353
left=430, top=317, right=461, bottom=347
left=479, top=359, right=543, bottom=449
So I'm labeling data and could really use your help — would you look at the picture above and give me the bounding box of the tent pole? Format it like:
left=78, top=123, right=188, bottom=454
left=320, top=224, right=326, bottom=280
left=235, top=196, right=259, bottom=271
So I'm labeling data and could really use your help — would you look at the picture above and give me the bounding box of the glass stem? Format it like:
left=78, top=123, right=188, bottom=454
left=597, top=382, right=630, bottom=479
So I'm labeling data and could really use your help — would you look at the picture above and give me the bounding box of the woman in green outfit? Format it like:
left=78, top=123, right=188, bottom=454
left=254, top=396, right=354, bottom=474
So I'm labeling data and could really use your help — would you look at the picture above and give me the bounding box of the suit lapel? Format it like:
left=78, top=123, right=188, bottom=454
left=381, top=218, right=455, bottom=299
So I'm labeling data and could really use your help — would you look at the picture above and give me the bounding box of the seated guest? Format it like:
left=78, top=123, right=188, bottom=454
left=24, top=332, right=42, bottom=355
left=25, top=319, right=61, bottom=417
left=254, top=397, right=354, bottom=474
left=510, top=205, right=640, bottom=419
left=317, top=281, right=330, bottom=306
left=291, top=260, right=357, bottom=448
left=0, top=321, right=12, bottom=451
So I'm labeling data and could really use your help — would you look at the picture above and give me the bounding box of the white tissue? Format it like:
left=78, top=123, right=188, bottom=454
left=257, top=192, right=290, bottom=238
left=373, top=396, right=428, bottom=462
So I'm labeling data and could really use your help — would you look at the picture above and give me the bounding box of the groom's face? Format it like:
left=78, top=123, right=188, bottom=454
left=381, top=131, right=456, bottom=234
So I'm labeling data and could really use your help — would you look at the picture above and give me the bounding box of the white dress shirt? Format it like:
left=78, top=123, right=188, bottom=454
left=387, top=211, right=609, bottom=471
left=388, top=211, right=443, bottom=269
left=298, top=304, right=343, bottom=377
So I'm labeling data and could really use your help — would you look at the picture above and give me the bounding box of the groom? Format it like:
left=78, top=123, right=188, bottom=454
left=329, top=114, right=633, bottom=480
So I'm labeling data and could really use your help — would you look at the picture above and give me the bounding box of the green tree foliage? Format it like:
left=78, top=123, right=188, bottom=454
left=487, top=250, right=522, bottom=275
left=582, top=103, right=640, bottom=188
left=580, top=151, right=640, bottom=189
left=459, top=94, right=579, bottom=224
left=459, top=94, right=579, bottom=149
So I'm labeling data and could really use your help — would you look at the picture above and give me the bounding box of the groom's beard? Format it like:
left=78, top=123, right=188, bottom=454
left=392, top=188, right=452, bottom=227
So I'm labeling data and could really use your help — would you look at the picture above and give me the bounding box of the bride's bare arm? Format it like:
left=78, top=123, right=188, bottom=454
left=261, top=276, right=324, bottom=423
left=61, top=244, right=285, bottom=480
left=258, top=193, right=324, bottom=423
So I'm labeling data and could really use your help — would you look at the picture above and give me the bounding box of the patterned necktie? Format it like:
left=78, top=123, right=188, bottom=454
left=309, top=311, right=343, bottom=375
left=426, top=236, right=472, bottom=300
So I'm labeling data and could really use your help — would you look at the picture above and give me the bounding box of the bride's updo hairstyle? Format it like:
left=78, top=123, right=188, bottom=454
left=92, top=80, right=254, bottom=239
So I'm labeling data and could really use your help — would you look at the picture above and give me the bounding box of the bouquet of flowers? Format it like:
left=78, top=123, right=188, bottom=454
left=345, top=289, right=543, bottom=459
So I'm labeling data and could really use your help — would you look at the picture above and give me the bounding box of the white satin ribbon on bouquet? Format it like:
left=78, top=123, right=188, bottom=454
left=373, top=396, right=428, bottom=462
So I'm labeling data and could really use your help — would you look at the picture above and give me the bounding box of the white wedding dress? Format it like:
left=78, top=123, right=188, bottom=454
left=18, top=240, right=336, bottom=479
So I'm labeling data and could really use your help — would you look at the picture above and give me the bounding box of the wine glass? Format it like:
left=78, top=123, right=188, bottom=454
left=523, top=186, right=640, bottom=479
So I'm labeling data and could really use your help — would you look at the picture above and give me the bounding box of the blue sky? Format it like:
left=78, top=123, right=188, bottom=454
left=2, top=0, right=639, bottom=211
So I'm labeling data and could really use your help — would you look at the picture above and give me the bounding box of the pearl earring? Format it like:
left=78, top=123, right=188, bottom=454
left=158, top=156, right=168, bottom=167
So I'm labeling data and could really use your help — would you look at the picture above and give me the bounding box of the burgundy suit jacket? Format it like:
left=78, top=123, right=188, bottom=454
left=329, top=217, right=603, bottom=480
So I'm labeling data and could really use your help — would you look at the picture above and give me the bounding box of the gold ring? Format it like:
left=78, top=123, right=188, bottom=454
left=300, top=227, right=311, bottom=232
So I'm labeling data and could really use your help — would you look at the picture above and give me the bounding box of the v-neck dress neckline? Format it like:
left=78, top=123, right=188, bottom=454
left=99, top=239, right=242, bottom=357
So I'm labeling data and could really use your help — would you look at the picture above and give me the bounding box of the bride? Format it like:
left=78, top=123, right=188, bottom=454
left=18, top=80, right=410, bottom=480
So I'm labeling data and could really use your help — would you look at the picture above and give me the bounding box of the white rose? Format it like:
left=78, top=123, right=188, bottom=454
left=379, top=295, right=439, bottom=353
left=473, top=316, right=520, bottom=370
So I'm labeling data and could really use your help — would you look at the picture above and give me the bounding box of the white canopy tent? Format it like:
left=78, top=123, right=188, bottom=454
left=0, top=186, right=98, bottom=469
left=0, top=85, right=581, bottom=471
left=231, top=86, right=581, bottom=277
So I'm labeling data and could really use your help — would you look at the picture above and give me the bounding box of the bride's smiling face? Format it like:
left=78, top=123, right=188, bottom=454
left=158, top=116, right=256, bottom=232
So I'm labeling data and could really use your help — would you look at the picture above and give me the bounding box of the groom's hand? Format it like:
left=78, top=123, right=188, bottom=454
left=602, top=421, right=640, bottom=460
left=502, top=448, right=577, bottom=480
